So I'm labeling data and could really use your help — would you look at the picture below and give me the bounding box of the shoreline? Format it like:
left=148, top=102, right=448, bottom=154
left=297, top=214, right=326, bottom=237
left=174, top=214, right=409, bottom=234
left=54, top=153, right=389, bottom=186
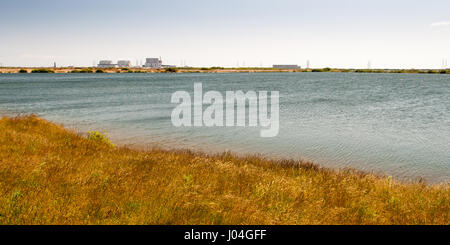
left=0, top=115, right=448, bottom=224
left=1, top=66, right=450, bottom=74
left=1, top=112, right=448, bottom=185
left=1, top=113, right=448, bottom=185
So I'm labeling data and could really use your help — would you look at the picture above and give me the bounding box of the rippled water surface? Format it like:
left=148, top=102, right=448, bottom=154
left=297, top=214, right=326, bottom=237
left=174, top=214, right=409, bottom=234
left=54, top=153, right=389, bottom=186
left=1, top=73, right=449, bottom=183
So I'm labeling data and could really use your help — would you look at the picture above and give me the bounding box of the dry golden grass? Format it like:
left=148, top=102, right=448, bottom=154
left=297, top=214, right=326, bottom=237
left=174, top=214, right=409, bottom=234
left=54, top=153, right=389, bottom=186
left=0, top=115, right=448, bottom=225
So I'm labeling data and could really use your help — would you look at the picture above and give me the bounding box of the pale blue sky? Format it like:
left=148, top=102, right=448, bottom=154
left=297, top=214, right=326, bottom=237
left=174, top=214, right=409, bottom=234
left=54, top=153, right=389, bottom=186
left=1, top=0, right=449, bottom=68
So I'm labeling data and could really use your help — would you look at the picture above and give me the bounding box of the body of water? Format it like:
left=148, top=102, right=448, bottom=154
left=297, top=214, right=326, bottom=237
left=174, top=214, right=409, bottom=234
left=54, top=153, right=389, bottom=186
left=1, top=72, right=449, bottom=183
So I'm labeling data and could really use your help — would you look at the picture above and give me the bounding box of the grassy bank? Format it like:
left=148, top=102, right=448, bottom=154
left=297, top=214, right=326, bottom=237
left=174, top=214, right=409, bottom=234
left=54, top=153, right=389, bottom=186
left=0, top=115, right=448, bottom=224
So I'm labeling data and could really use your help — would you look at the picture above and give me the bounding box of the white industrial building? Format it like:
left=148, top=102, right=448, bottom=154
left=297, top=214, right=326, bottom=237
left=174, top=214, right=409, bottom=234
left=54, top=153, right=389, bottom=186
left=96, top=58, right=164, bottom=68
left=97, top=60, right=117, bottom=68
left=117, top=60, right=131, bottom=67
left=162, top=64, right=176, bottom=68
left=144, top=58, right=162, bottom=68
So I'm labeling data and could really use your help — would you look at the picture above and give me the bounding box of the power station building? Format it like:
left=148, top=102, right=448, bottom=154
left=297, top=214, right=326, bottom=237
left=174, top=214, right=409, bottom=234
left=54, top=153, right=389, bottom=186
left=272, top=64, right=300, bottom=69
left=117, top=60, right=131, bottom=67
left=96, top=58, right=165, bottom=68
left=97, top=60, right=117, bottom=68
left=144, top=58, right=162, bottom=68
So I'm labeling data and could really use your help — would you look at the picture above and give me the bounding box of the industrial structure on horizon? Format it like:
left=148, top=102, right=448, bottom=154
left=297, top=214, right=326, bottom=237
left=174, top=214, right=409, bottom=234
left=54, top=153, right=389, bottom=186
left=118, top=60, right=132, bottom=68
left=96, top=57, right=303, bottom=69
left=272, top=64, right=300, bottom=69
left=97, top=57, right=169, bottom=68
left=144, top=58, right=162, bottom=68
left=97, top=60, right=117, bottom=68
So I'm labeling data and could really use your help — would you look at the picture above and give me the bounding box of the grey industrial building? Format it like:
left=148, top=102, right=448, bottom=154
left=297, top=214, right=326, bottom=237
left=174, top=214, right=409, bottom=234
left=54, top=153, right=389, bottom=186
left=272, top=64, right=300, bottom=69
left=144, top=58, right=162, bottom=68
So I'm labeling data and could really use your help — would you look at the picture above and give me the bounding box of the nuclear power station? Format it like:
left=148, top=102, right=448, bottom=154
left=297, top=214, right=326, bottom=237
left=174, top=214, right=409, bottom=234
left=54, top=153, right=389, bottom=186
left=97, top=57, right=166, bottom=68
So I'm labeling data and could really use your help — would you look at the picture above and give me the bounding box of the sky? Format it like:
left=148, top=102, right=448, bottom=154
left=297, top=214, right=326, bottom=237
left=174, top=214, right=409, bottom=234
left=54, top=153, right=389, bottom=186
left=1, top=0, right=449, bottom=68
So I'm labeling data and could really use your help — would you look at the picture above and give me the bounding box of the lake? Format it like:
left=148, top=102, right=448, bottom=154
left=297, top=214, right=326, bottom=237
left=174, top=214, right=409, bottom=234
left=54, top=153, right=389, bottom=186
left=1, top=72, right=449, bottom=183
